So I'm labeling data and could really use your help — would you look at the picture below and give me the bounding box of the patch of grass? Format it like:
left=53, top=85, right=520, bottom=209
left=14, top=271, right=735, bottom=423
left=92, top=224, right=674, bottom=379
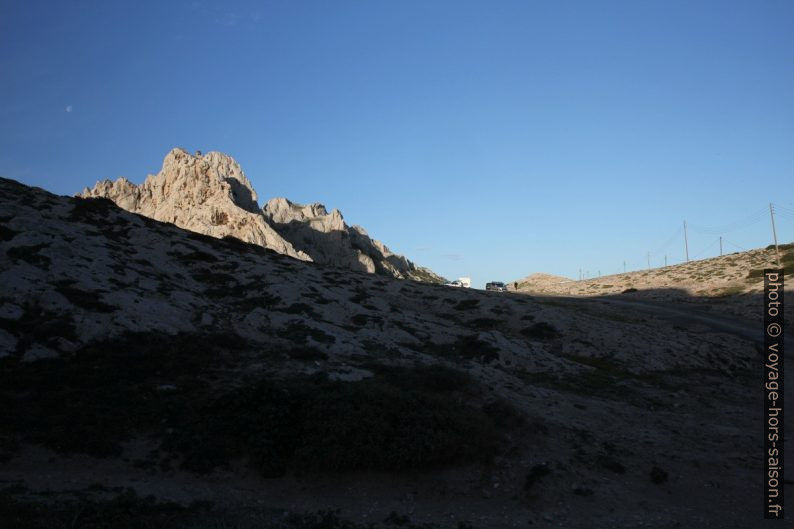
left=0, top=434, right=19, bottom=463
left=0, top=331, right=247, bottom=457
left=306, top=292, right=332, bottom=304
left=6, top=243, right=51, bottom=269
left=567, top=355, right=624, bottom=372
left=351, top=313, right=369, bottom=326
left=650, top=466, right=669, bottom=484
left=178, top=249, right=219, bottom=262
left=367, top=363, right=474, bottom=394
left=513, top=363, right=646, bottom=404
left=0, top=223, right=20, bottom=242
left=0, top=305, right=77, bottom=356
left=454, top=299, right=480, bottom=311
left=234, top=293, right=281, bottom=311
left=53, top=280, right=116, bottom=313
left=466, top=318, right=501, bottom=331
left=68, top=196, right=118, bottom=223
left=747, top=268, right=766, bottom=279
left=288, top=377, right=500, bottom=473
left=167, top=368, right=512, bottom=476
left=282, top=302, right=320, bottom=318
left=748, top=266, right=794, bottom=279
left=282, top=321, right=336, bottom=345
left=287, top=347, right=329, bottom=362
left=767, top=242, right=794, bottom=251
left=596, top=454, right=626, bottom=474
left=714, top=286, right=744, bottom=297
left=191, top=270, right=236, bottom=287
left=1, top=340, right=520, bottom=478
left=443, top=335, right=501, bottom=363
left=524, top=463, right=552, bottom=494
left=520, top=322, right=560, bottom=340
left=0, top=487, right=212, bottom=529
left=350, top=287, right=370, bottom=304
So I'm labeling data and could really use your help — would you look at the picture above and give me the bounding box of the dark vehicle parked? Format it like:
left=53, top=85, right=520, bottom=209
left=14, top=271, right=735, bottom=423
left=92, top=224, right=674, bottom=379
left=485, top=281, right=506, bottom=292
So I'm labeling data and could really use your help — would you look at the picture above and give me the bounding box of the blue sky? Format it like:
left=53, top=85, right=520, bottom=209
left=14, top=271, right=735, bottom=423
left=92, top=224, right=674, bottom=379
left=1, top=0, right=792, bottom=286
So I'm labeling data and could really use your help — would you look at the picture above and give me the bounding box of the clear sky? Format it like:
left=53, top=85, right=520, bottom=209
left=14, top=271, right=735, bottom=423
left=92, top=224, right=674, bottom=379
left=2, top=0, right=793, bottom=286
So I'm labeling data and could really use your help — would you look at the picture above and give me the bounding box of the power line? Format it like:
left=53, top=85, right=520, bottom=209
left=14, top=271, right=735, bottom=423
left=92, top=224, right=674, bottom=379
left=651, top=226, right=684, bottom=256
left=722, top=238, right=748, bottom=252
left=580, top=203, right=791, bottom=279
left=688, top=209, right=768, bottom=235
left=773, top=203, right=794, bottom=216
left=690, top=238, right=721, bottom=261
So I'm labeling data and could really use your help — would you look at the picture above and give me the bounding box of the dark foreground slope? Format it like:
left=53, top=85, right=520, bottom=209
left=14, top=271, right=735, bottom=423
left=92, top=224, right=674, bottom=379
left=0, top=177, right=767, bottom=528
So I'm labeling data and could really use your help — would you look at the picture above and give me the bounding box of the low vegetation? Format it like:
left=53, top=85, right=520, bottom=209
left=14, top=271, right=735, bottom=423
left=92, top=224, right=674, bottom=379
left=0, top=335, right=520, bottom=477
left=0, top=487, right=461, bottom=529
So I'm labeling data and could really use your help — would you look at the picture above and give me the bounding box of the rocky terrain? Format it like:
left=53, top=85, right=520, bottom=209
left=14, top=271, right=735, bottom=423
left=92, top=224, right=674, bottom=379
left=263, top=197, right=440, bottom=281
left=513, top=247, right=794, bottom=326
left=80, top=148, right=443, bottom=283
left=0, top=176, right=779, bottom=528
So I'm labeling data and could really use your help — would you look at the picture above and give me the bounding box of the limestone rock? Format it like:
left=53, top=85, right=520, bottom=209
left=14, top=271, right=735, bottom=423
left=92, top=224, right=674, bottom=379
left=263, top=197, right=445, bottom=282
left=79, top=148, right=311, bottom=261
left=80, top=148, right=443, bottom=281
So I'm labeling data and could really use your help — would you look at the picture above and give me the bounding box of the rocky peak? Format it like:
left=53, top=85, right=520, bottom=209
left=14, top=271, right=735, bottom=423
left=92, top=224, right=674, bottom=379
left=156, top=148, right=260, bottom=213
left=79, top=148, right=442, bottom=282
left=263, top=198, right=345, bottom=232
left=79, top=149, right=310, bottom=261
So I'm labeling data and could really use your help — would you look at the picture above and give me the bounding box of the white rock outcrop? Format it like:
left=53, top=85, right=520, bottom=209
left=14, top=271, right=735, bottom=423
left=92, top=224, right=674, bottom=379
left=80, top=148, right=443, bottom=281
left=263, top=197, right=443, bottom=281
left=80, top=148, right=310, bottom=261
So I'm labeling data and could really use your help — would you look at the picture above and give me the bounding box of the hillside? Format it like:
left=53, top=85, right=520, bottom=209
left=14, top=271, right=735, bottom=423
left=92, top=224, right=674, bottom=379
left=0, top=177, right=767, bottom=528
left=513, top=246, right=794, bottom=323
left=515, top=246, right=792, bottom=296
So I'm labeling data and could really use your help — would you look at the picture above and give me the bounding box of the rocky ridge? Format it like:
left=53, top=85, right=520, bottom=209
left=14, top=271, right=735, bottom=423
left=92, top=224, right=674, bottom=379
left=80, top=148, right=443, bottom=282
left=263, top=196, right=441, bottom=281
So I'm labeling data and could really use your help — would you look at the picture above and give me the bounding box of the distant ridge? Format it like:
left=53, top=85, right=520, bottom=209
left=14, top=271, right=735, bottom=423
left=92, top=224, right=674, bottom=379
left=513, top=244, right=793, bottom=297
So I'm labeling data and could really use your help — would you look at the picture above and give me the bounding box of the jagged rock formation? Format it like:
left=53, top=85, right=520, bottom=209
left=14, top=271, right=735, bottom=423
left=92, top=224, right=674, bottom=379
left=80, top=148, right=443, bottom=281
left=263, top=197, right=444, bottom=282
left=79, top=148, right=310, bottom=261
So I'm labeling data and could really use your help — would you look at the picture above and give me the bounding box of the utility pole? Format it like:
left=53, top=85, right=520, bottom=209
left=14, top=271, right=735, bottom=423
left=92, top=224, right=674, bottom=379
left=719, top=236, right=723, bottom=257
left=598, top=270, right=601, bottom=278
left=770, top=203, right=781, bottom=267
left=623, top=261, right=626, bottom=274
left=579, top=268, right=582, bottom=281
left=683, top=220, right=690, bottom=263
left=647, top=252, right=650, bottom=271
left=664, top=254, right=667, bottom=267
